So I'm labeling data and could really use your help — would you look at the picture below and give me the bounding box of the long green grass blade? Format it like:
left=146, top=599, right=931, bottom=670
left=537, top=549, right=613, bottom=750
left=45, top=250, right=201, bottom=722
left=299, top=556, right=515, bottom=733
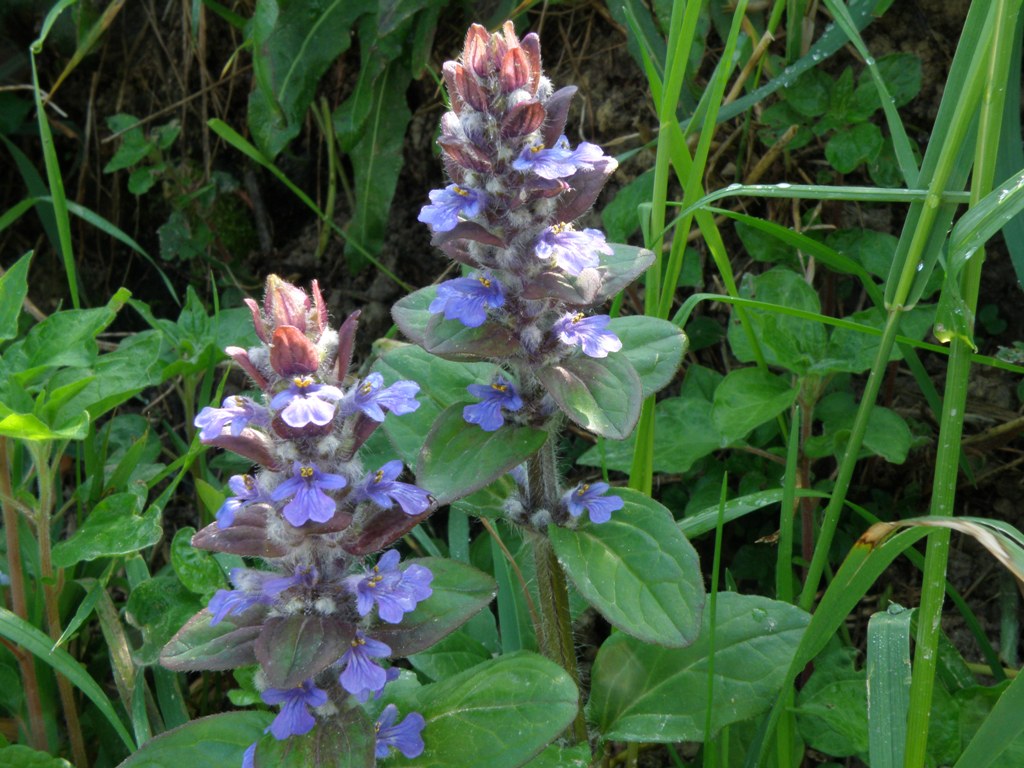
left=0, top=606, right=135, bottom=750
left=954, top=672, right=1024, bottom=767
left=867, top=604, right=913, bottom=768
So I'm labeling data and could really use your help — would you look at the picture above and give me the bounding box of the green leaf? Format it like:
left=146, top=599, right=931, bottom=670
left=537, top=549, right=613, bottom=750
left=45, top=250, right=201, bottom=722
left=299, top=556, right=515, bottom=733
left=783, top=68, right=833, bottom=118
left=815, top=304, right=935, bottom=374
left=0, top=251, right=30, bottom=341
left=805, top=391, right=912, bottom=464
left=171, top=527, right=225, bottom=595
left=417, top=403, right=548, bottom=505
left=536, top=353, right=642, bottom=440
left=116, top=711, right=272, bottom=767
left=588, top=593, right=809, bottom=741
left=577, top=394, right=723, bottom=474
left=3, top=303, right=116, bottom=382
left=391, top=652, right=578, bottom=768
left=0, top=744, right=73, bottom=767
left=710, top=367, right=797, bottom=444
left=252, top=706, right=374, bottom=768
left=519, top=743, right=591, bottom=768
left=603, top=170, right=654, bottom=242
left=0, top=410, right=89, bottom=442
left=608, top=316, right=688, bottom=398
left=727, top=267, right=827, bottom=374
left=247, top=0, right=365, bottom=158
left=550, top=489, right=704, bottom=647
left=344, top=61, right=412, bottom=274
left=825, top=122, right=884, bottom=174
left=52, top=493, right=161, bottom=568
left=374, top=557, right=496, bottom=657
left=159, top=610, right=261, bottom=672
left=126, top=576, right=202, bottom=665
left=103, top=114, right=154, bottom=173
left=0, top=606, right=134, bottom=751
left=408, top=630, right=491, bottom=682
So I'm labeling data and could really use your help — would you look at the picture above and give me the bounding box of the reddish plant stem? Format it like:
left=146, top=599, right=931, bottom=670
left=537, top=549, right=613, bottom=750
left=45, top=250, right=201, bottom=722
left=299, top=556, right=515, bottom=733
left=0, top=438, right=48, bottom=750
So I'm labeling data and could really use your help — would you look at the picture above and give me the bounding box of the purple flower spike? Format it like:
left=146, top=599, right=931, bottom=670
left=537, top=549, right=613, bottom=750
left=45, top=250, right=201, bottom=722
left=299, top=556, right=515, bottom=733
left=535, top=223, right=613, bottom=276
left=428, top=273, right=505, bottom=327
left=339, top=632, right=392, bottom=698
left=194, top=395, right=268, bottom=441
left=261, top=679, right=328, bottom=740
left=375, top=704, right=426, bottom=759
left=418, top=184, right=486, bottom=232
left=270, top=462, right=348, bottom=526
left=512, top=135, right=608, bottom=180
left=216, top=474, right=264, bottom=529
left=270, top=376, right=343, bottom=429
left=345, top=549, right=434, bottom=624
left=359, top=460, right=432, bottom=516
left=563, top=481, right=624, bottom=524
left=553, top=312, right=622, bottom=358
left=463, top=376, right=523, bottom=431
left=345, top=373, right=421, bottom=422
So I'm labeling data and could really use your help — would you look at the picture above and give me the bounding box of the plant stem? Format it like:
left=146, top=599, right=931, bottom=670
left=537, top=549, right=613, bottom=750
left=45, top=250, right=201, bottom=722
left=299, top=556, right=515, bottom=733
left=27, top=443, right=88, bottom=767
left=0, top=438, right=48, bottom=749
left=525, top=437, right=588, bottom=745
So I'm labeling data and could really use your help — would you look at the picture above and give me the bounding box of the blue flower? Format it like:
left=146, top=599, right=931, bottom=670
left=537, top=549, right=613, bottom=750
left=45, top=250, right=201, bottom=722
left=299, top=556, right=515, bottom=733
left=343, top=373, right=421, bottom=422
left=463, top=376, right=523, bottom=431
left=339, top=632, right=392, bottom=698
left=418, top=184, right=486, bottom=232
left=358, top=460, right=432, bottom=516
left=535, top=224, right=613, bottom=276
left=207, top=568, right=278, bottom=625
left=241, top=742, right=256, bottom=768
left=512, top=134, right=607, bottom=180
left=216, top=474, right=264, bottom=529
left=269, top=376, right=343, bottom=429
left=194, top=395, right=268, bottom=441
left=345, top=549, right=434, bottom=624
left=563, top=481, right=624, bottom=524
left=375, top=704, right=426, bottom=759
left=270, top=462, right=348, bottom=526
left=261, top=679, right=328, bottom=740
left=552, top=312, right=622, bottom=358
left=428, top=273, right=505, bottom=327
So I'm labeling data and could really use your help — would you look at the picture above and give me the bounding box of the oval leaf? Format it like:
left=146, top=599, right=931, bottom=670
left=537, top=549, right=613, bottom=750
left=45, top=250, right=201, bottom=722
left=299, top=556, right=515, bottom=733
left=117, top=711, right=272, bottom=767
left=52, top=493, right=161, bottom=568
left=710, top=367, right=798, bottom=445
left=550, top=489, right=704, bottom=647
left=373, top=558, right=496, bottom=656
left=255, top=615, right=355, bottom=689
left=417, top=403, right=547, bottom=505
left=160, top=609, right=262, bottom=672
left=536, top=353, right=641, bottom=440
left=608, top=316, right=688, bottom=398
left=393, top=652, right=578, bottom=768
left=588, top=593, right=809, bottom=741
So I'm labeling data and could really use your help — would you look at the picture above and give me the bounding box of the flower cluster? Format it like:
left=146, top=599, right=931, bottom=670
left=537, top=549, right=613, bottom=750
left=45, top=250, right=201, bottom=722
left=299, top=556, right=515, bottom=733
left=397, top=22, right=646, bottom=528
left=165, top=276, right=433, bottom=764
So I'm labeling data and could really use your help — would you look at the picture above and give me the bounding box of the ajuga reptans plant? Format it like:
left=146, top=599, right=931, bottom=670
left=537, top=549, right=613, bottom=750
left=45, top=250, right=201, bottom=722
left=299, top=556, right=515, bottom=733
left=162, top=277, right=492, bottom=765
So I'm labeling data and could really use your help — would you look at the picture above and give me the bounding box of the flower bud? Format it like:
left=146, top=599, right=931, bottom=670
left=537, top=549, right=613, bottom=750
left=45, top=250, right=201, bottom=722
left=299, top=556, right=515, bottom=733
left=264, top=274, right=311, bottom=335
left=463, top=24, right=490, bottom=77
left=269, top=325, right=319, bottom=377
left=500, top=47, right=530, bottom=92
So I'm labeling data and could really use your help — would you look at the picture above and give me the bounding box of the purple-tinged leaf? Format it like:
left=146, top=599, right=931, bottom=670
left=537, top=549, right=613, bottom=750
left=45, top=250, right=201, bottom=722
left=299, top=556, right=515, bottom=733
left=191, top=504, right=288, bottom=558
left=203, top=429, right=280, bottom=470
left=340, top=501, right=434, bottom=556
left=372, top=558, right=496, bottom=656
left=431, top=221, right=505, bottom=248
left=255, top=615, right=356, bottom=689
left=160, top=609, right=263, bottom=672
left=556, top=156, right=618, bottom=223
left=542, top=86, right=578, bottom=146
left=423, top=311, right=519, bottom=361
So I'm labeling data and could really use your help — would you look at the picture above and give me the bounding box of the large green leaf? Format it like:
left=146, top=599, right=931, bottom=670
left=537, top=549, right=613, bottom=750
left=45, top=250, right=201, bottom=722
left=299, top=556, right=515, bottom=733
left=373, top=343, right=493, bottom=466
left=247, top=0, right=365, bottom=158
left=170, top=527, right=225, bottom=596
left=710, top=367, right=797, bottom=444
left=536, top=353, right=642, bottom=440
left=160, top=610, right=261, bottom=672
left=0, top=251, right=30, bottom=342
left=588, top=593, right=809, bottom=741
left=52, top=493, right=162, bottom=568
left=390, top=652, right=578, bottom=768
left=373, top=557, right=496, bottom=656
left=117, top=711, right=272, bottom=767
left=408, top=630, right=491, bottom=682
left=417, top=403, right=547, bottom=505
left=0, top=744, right=72, bottom=768
left=608, top=316, right=687, bottom=398
left=126, top=576, right=202, bottom=665
left=255, top=614, right=354, bottom=688
left=550, top=489, right=704, bottom=647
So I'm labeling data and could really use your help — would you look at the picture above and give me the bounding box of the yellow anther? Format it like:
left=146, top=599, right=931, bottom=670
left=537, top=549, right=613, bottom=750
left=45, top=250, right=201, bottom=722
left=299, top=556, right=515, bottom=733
left=243, top=475, right=255, bottom=490
left=571, top=312, right=585, bottom=324
left=550, top=222, right=571, bottom=235
left=491, top=382, right=508, bottom=392
left=530, top=144, right=544, bottom=154
left=300, top=466, right=315, bottom=479
left=454, top=185, right=470, bottom=197
left=477, top=276, right=492, bottom=288
left=374, top=469, right=385, bottom=483
left=293, top=376, right=314, bottom=389
left=577, top=484, right=590, bottom=496
left=361, top=381, right=375, bottom=394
